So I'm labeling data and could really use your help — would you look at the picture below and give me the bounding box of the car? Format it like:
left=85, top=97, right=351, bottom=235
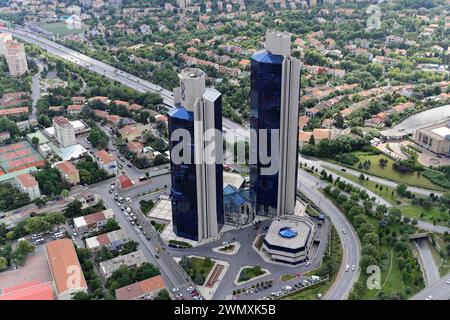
left=426, top=295, right=433, bottom=300
left=345, top=265, right=350, bottom=272
left=342, top=228, right=346, bottom=234
left=446, top=279, right=450, bottom=285
left=139, top=176, right=147, bottom=182
left=172, top=288, right=179, bottom=293
left=126, top=207, right=132, bottom=213
left=305, top=261, right=311, bottom=266
left=120, top=207, right=124, bottom=211
left=351, top=265, right=356, bottom=271
left=127, top=163, right=132, bottom=168
left=222, top=241, right=229, bottom=246
left=126, top=197, right=132, bottom=203
left=155, top=254, right=159, bottom=259
left=73, top=232, right=78, bottom=237
left=33, top=238, right=45, bottom=245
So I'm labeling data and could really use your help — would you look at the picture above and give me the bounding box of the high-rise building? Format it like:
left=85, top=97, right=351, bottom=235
left=4, top=40, right=28, bottom=77
left=80, top=0, right=93, bottom=8
left=250, top=31, right=301, bottom=217
left=176, top=0, right=191, bottom=9
left=0, top=32, right=12, bottom=56
left=53, top=116, right=76, bottom=147
left=168, top=68, right=224, bottom=241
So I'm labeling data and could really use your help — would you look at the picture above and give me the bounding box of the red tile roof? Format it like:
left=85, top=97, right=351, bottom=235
left=115, top=275, right=165, bottom=300
left=0, top=281, right=54, bottom=300
left=0, top=107, right=29, bottom=116
left=45, top=239, right=87, bottom=296
left=16, top=173, right=38, bottom=188
left=96, top=150, right=115, bottom=164
left=53, top=116, right=71, bottom=127
left=55, top=161, right=78, bottom=175
left=67, top=104, right=82, bottom=112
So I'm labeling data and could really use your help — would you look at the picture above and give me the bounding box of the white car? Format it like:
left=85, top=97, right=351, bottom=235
left=351, top=265, right=356, bottom=271
left=426, top=295, right=433, bottom=300
left=345, top=265, right=350, bottom=272
left=446, top=279, right=450, bottom=285
left=126, top=207, right=132, bottom=213
left=172, top=288, right=179, bottom=293
left=222, top=241, right=229, bottom=246
left=342, top=228, right=346, bottom=235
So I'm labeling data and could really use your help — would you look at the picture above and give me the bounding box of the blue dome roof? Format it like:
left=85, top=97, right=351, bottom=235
left=279, top=227, right=298, bottom=238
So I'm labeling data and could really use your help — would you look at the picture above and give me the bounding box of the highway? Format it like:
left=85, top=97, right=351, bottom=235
left=5, top=27, right=361, bottom=299
left=414, top=239, right=440, bottom=286
left=4, top=27, right=249, bottom=142
left=410, top=272, right=450, bottom=300
left=297, top=170, right=361, bottom=300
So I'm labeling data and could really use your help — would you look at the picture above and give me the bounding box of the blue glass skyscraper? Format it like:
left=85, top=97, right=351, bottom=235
left=250, top=31, right=301, bottom=217
left=168, top=68, right=224, bottom=241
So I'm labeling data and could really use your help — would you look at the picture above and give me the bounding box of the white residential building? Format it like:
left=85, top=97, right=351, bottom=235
left=5, top=40, right=28, bottom=77
left=53, top=116, right=76, bottom=147
left=15, top=173, right=41, bottom=200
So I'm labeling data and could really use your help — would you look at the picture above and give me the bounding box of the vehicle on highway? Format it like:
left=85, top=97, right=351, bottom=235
left=172, top=288, right=179, bottom=293
left=351, top=265, right=356, bottom=271
left=342, top=228, right=346, bottom=234
left=222, top=241, right=229, bottom=246
left=426, top=295, right=433, bottom=300
left=126, top=197, right=132, bottom=203
left=110, top=184, right=115, bottom=190
left=446, top=279, right=450, bottom=285
left=345, top=265, right=350, bottom=272
left=155, top=254, right=159, bottom=259
left=126, top=207, right=132, bottom=213
left=139, top=176, right=147, bottom=182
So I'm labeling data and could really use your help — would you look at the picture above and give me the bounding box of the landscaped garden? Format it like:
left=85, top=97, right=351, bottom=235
left=179, top=256, right=215, bottom=285
left=237, top=266, right=266, bottom=283
left=350, top=152, right=442, bottom=190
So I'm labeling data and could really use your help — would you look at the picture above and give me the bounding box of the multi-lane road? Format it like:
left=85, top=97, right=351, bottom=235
left=6, top=27, right=361, bottom=299
left=297, top=170, right=361, bottom=300
left=410, top=273, right=450, bottom=300
left=4, top=27, right=249, bottom=143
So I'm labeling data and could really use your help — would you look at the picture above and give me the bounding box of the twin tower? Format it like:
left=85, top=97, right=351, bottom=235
left=168, top=31, right=301, bottom=241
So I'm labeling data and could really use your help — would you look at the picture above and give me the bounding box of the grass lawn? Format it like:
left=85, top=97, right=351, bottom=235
left=281, top=281, right=329, bottom=300
left=399, top=205, right=449, bottom=226
left=281, top=225, right=343, bottom=300
left=433, top=234, right=450, bottom=276
left=327, top=167, right=399, bottom=205
left=38, top=22, right=88, bottom=35
left=350, top=152, right=442, bottom=190
left=191, top=257, right=215, bottom=281
left=280, top=273, right=296, bottom=282
left=238, top=266, right=266, bottom=283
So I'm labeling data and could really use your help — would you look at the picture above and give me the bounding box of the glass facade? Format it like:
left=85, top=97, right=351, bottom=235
left=168, top=96, right=224, bottom=241
left=168, top=107, right=199, bottom=240
left=213, top=97, right=225, bottom=233
left=250, top=50, right=284, bottom=216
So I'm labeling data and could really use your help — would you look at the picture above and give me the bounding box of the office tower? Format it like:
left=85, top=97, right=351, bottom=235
left=53, top=116, right=76, bottom=147
left=168, top=68, right=224, bottom=241
left=80, top=0, right=93, bottom=8
left=0, top=32, right=12, bottom=56
left=177, top=0, right=191, bottom=9
left=5, top=40, right=28, bottom=77
left=250, top=31, right=301, bottom=217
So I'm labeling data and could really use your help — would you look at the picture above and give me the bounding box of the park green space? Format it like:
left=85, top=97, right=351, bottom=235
left=346, top=152, right=442, bottom=190
left=38, top=22, right=88, bottom=35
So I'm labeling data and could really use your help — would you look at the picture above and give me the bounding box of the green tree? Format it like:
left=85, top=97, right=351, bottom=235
left=155, top=288, right=171, bottom=300
left=12, top=240, right=35, bottom=266
left=31, top=136, right=40, bottom=146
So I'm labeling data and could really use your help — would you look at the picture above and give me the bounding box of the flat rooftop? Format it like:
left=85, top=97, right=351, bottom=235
left=264, top=216, right=314, bottom=250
